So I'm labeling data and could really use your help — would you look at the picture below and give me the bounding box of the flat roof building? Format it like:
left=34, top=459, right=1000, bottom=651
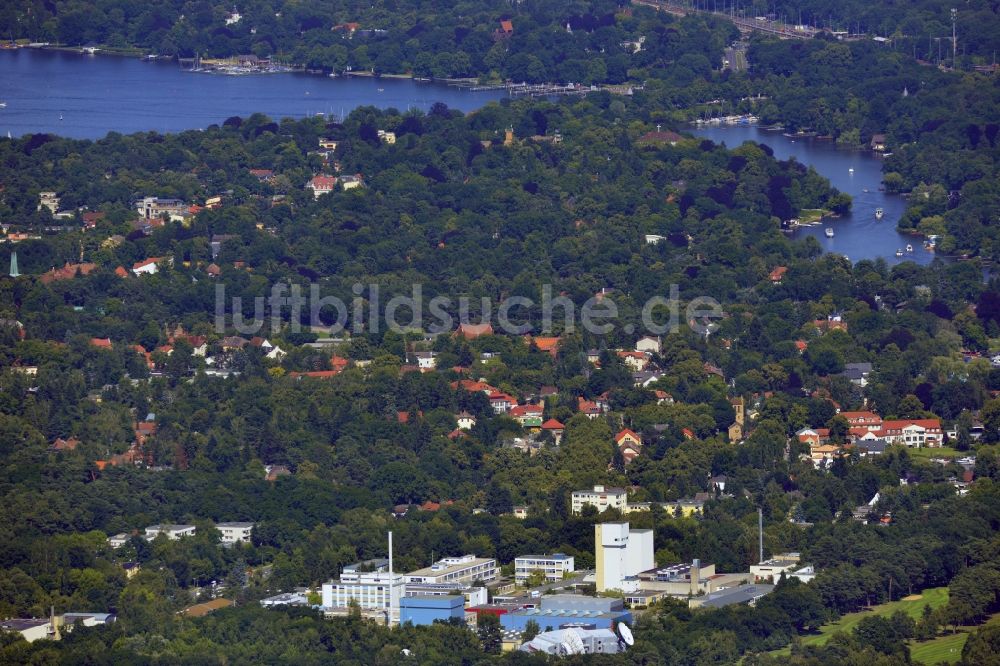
left=399, top=595, right=465, bottom=626
left=572, top=485, right=628, bottom=515
left=596, top=523, right=654, bottom=593
left=514, top=553, right=575, bottom=585
left=144, top=524, right=196, bottom=540
left=497, top=594, right=632, bottom=633
left=690, top=584, right=775, bottom=609
left=216, top=522, right=255, bottom=545
left=404, top=555, right=498, bottom=586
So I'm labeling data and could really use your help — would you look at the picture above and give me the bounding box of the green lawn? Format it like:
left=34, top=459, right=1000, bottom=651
left=798, top=209, right=832, bottom=224
left=807, top=587, right=948, bottom=646
left=909, top=631, right=968, bottom=665
left=771, top=587, right=950, bottom=657
left=907, top=446, right=963, bottom=460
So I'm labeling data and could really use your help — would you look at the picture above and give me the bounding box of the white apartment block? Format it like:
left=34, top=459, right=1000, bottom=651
left=216, top=522, right=255, bottom=545
left=514, top=554, right=575, bottom=585
left=144, top=524, right=196, bottom=540
left=571, top=485, right=628, bottom=515
left=404, top=555, right=498, bottom=585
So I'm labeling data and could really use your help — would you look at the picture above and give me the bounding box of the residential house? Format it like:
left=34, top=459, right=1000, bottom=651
left=635, top=336, right=661, bottom=354
left=455, top=322, right=493, bottom=339
left=264, top=464, right=291, bottom=481
left=318, top=138, right=338, bottom=150
left=769, top=266, right=788, bottom=283
left=306, top=175, right=338, bottom=198
left=456, top=411, right=477, bottom=430
left=135, top=197, right=188, bottom=222
left=637, top=130, right=683, bottom=146
left=654, top=390, right=674, bottom=405
left=633, top=370, right=666, bottom=388
left=108, top=533, right=131, bottom=548
left=80, top=211, right=105, bottom=229
left=615, top=429, right=642, bottom=451
left=249, top=169, right=274, bottom=182
left=339, top=174, right=364, bottom=190
left=493, top=19, right=514, bottom=41
left=530, top=336, right=560, bottom=356
left=618, top=350, right=651, bottom=371
left=840, top=410, right=883, bottom=431
left=796, top=428, right=830, bottom=447
left=38, top=191, right=60, bottom=214
left=376, top=130, right=396, bottom=144
left=842, top=362, right=873, bottom=387
left=412, top=351, right=438, bottom=371
left=132, top=257, right=167, bottom=275
left=50, top=437, right=79, bottom=452
left=870, top=134, right=887, bottom=152
left=510, top=403, right=544, bottom=428
left=39, top=261, right=97, bottom=284
left=876, top=419, right=943, bottom=447
left=541, top=418, right=565, bottom=445
left=489, top=392, right=516, bottom=414
left=577, top=397, right=603, bottom=419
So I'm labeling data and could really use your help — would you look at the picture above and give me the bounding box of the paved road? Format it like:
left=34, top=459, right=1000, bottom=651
left=724, top=46, right=748, bottom=72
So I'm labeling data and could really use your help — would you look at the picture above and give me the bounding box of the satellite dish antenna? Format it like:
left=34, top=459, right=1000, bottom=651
left=563, top=629, right=585, bottom=655
left=617, top=623, right=635, bottom=646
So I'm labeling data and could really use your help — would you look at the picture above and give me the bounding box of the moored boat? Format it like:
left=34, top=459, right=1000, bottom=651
left=825, top=228, right=834, bottom=238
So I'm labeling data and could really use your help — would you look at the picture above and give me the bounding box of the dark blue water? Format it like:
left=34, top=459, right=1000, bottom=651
left=0, top=49, right=505, bottom=139
left=693, top=126, right=936, bottom=266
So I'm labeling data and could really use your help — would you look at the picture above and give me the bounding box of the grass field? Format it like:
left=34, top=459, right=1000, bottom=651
left=771, top=587, right=950, bottom=657
left=798, top=209, right=833, bottom=224
left=907, top=446, right=964, bottom=461
left=772, top=588, right=1000, bottom=664
left=909, top=631, right=968, bottom=665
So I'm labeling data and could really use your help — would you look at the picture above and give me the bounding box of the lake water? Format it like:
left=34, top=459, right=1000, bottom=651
left=0, top=49, right=505, bottom=139
left=693, top=125, right=936, bottom=266
left=0, top=50, right=931, bottom=265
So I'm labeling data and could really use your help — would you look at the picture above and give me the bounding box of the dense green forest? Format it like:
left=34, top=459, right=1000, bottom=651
left=1, top=0, right=1000, bottom=663
left=0, top=0, right=736, bottom=83
left=3, top=98, right=1000, bottom=662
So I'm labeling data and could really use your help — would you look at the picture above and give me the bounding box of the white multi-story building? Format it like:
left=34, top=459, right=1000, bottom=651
left=595, top=522, right=654, bottom=593
left=321, top=571, right=404, bottom=611
left=144, top=524, right=196, bottom=540
left=108, top=533, right=130, bottom=548
left=322, top=559, right=403, bottom=612
left=216, top=522, right=255, bottom=545
left=514, top=553, right=575, bottom=585
left=404, top=555, right=498, bottom=585
left=135, top=197, right=187, bottom=222
left=571, top=485, right=628, bottom=515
